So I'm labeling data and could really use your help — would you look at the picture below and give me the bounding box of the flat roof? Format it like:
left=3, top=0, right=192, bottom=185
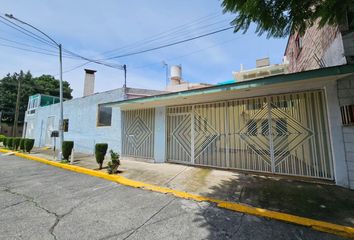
left=104, top=64, right=354, bottom=109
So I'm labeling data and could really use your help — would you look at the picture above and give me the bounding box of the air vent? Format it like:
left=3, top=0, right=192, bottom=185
left=341, top=105, right=354, bottom=126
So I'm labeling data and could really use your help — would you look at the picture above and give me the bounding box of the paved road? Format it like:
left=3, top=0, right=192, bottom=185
left=0, top=155, right=348, bottom=240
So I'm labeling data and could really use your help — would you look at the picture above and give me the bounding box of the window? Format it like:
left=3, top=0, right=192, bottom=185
left=97, top=105, right=112, bottom=127
left=63, top=119, right=69, bottom=132
left=295, top=35, right=303, bottom=57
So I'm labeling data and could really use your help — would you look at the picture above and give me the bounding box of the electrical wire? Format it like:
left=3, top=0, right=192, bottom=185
left=101, top=26, right=234, bottom=60
left=98, top=12, right=226, bottom=57
left=0, top=36, right=74, bottom=57
left=0, top=16, right=56, bottom=48
left=0, top=42, right=79, bottom=58
left=131, top=35, right=243, bottom=69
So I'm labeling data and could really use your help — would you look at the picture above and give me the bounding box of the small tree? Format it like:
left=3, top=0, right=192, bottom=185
left=13, top=138, right=21, bottom=150
left=62, top=141, right=74, bottom=160
left=24, top=139, right=35, bottom=153
left=107, top=150, right=120, bottom=174
left=95, top=143, right=108, bottom=170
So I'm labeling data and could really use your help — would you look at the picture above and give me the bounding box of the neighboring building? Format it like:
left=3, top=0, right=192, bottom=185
left=282, top=20, right=354, bottom=190
left=24, top=70, right=165, bottom=154
left=165, top=65, right=212, bottom=92
left=104, top=65, right=354, bottom=190
left=0, top=122, right=23, bottom=137
left=284, top=20, right=354, bottom=73
left=232, top=57, right=289, bottom=82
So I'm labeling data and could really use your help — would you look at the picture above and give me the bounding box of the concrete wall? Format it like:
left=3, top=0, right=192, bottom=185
left=337, top=76, right=354, bottom=189
left=24, top=88, right=165, bottom=154
left=0, top=122, right=23, bottom=137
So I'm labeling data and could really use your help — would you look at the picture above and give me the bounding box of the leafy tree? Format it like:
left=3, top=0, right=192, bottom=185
left=0, top=71, right=73, bottom=124
left=221, top=0, right=354, bottom=38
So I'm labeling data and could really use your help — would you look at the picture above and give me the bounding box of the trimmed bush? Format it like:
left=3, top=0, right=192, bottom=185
left=3, top=137, right=8, bottom=147
left=7, top=138, right=14, bottom=149
left=24, top=139, right=35, bottom=153
left=13, top=138, right=21, bottom=150
left=0, top=135, right=5, bottom=144
left=107, top=150, right=120, bottom=174
left=19, top=138, right=26, bottom=151
left=95, top=143, right=108, bottom=169
left=62, top=141, right=74, bottom=160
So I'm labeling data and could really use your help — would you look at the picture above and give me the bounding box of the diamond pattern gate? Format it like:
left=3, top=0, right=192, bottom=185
left=122, top=108, right=155, bottom=159
left=167, top=90, right=334, bottom=180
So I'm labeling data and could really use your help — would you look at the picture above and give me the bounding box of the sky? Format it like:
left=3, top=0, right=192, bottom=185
left=0, top=0, right=288, bottom=98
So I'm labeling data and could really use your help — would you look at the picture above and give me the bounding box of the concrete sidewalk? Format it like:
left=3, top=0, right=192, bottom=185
left=24, top=147, right=354, bottom=228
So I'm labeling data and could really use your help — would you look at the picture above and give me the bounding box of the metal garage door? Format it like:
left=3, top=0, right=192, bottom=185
left=122, top=108, right=155, bottom=159
left=167, top=90, right=333, bottom=180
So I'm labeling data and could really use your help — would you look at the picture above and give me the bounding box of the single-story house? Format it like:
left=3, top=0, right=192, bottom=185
left=102, top=65, right=354, bottom=189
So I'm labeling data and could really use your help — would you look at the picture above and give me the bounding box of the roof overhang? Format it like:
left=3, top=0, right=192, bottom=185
left=103, top=65, right=354, bottom=110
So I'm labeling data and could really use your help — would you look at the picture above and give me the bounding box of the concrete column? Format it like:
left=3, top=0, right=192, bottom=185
left=325, top=82, right=350, bottom=188
left=116, top=108, right=122, bottom=154
left=154, top=106, right=166, bottom=163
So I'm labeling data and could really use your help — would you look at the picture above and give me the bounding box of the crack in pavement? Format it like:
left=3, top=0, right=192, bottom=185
left=123, top=198, right=176, bottom=240
left=0, top=200, right=28, bottom=211
left=99, top=198, right=176, bottom=240
left=230, top=213, right=244, bottom=239
left=2, top=185, right=114, bottom=240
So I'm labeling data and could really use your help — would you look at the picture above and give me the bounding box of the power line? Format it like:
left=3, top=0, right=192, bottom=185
left=0, top=14, right=124, bottom=70
left=98, top=12, right=225, bottom=57
left=0, top=16, right=56, bottom=48
left=132, top=35, right=243, bottom=69
left=101, top=26, right=234, bottom=60
left=0, top=36, right=73, bottom=57
left=0, top=42, right=76, bottom=58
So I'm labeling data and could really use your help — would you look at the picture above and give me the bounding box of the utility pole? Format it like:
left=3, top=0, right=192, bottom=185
left=58, top=44, right=64, bottom=160
left=0, top=111, right=2, bottom=134
left=5, top=13, right=64, bottom=160
left=12, top=77, right=21, bottom=137
left=123, top=64, right=127, bottom=99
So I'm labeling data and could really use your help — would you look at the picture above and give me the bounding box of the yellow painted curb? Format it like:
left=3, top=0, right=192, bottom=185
left=1, top=148, right=353, bottom=239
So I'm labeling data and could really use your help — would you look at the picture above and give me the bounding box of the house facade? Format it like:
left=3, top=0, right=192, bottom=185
left=103, top=65, right=354, bottom=190
left=24, top=87, right=165, bottom=154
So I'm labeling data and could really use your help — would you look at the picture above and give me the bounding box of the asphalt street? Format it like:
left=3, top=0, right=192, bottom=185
left=0, top=155, right=348, bottom=240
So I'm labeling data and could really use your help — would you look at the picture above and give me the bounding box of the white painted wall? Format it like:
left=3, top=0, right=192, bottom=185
left=24, top=88, right=164, bottom=154
left=337, top=76, right=354, bottom=189
left=323, top=33, right=347, bottom=67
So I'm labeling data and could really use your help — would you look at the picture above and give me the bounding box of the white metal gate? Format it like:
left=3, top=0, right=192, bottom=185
left=122, top=108, right=155, bottom=159
left=167, top=90, right=333, bottom=180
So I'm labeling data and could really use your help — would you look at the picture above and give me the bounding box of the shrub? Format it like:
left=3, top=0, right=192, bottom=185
left=13, top=138, right=21, bottom=150
left=3, top=137, right=8, bottom=147
left=62, top=141, right=74, bottom=160
left=0, top=135, right=5, bottom=144
left=107, top=150, right=120, bottom=174
left=19, top=138, right=26, bottom=151
left=95, top=143, right=108, bottom=169
left=24, top=139, right=35, bottom=153
left=7, top=138, right=14, bottom=149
